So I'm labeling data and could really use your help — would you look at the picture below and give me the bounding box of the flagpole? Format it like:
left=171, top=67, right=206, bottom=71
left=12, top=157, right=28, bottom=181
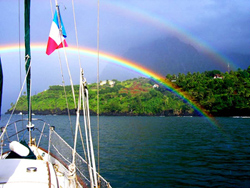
left=54, top=1, right=77, bottom=185
left=55, top=1, right=61, bottom=34
left=55, top=2, right=77, bottom=109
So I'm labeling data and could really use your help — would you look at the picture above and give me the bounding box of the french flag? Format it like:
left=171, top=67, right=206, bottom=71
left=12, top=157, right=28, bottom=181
left=46, top=9, right=68, bottom=55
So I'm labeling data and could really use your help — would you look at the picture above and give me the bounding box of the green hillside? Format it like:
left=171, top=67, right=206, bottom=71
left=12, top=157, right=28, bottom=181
left=8, top=67, right=250, bottom=116
left=167, top=67, right=250, bottom=116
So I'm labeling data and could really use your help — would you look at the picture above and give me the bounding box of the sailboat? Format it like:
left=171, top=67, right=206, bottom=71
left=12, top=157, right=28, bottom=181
left=0, top=0, right=111, bottom=187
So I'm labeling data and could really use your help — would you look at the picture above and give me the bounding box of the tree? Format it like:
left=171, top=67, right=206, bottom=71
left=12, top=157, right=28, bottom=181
left=247, top=66, right=250, bottom=75
left=166, top=74, right=172, bottom=80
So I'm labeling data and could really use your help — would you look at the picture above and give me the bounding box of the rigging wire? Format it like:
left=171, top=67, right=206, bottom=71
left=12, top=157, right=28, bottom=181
left=52, top=0, right=77, bottom=111
left=71, top=1, right=99, bottom=186
left=71, top=0, right=82, bottom=69
left=18, top=0, right=22, bottom=94
left=78, top=73, right=87, bottom=162
left=70, top=0, right=89, bottom=162
left=49, top=0, right=53, bottom=15
left=56, top=4, right=77, bottom=110
left=0, top=59, right=31, bottom=140
left=97, top=0, right=100, bottom=180
left=52, top=3, right=91, bottom=185
left=18, top=0, right=24, bottom=127
left=70, top=0, right=99, bottom=185
left=50, top=1, right=100, bottom=186
left=57, top=51, right=75, bottom=139
left=50, top=0, right=75, bottom=141
left=71, top=1, right=98, bottom=186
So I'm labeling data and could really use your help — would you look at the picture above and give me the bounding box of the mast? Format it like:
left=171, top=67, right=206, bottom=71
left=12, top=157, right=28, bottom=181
left=24, top=0, right=33, bottom=143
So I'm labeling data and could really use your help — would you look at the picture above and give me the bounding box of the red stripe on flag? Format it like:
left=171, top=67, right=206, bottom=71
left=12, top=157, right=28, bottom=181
left=46, top=37, right=68, bottom=55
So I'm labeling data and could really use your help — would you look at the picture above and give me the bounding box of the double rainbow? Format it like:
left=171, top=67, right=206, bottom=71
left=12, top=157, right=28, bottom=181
left=103, top=1, right=236, bottom=71
left=0, top=44, right=220, bottom=128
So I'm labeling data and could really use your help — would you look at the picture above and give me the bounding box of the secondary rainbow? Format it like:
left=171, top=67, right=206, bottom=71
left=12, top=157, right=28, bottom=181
left=0, top=43, right=219, bottom=127
left=102, top=1, right=237, bottom=71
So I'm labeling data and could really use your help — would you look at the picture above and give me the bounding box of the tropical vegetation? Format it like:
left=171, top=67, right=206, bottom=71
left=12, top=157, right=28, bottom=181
left=8, top=66, right=250, bottom=116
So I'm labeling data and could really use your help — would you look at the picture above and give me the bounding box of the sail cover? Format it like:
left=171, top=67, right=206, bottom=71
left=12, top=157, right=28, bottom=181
left=25, top=0, right=31, bottom=121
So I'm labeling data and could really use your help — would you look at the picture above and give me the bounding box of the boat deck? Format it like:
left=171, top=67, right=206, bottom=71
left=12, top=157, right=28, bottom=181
left=0, top=159, right=58, bottom=188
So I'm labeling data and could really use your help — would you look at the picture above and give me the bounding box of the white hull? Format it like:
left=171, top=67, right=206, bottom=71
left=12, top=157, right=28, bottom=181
left=0, top=119, right=111, bottom=188
left=1, top=147, right=86, bottom=188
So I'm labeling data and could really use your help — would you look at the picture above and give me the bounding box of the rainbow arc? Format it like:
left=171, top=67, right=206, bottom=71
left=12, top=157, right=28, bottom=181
left=0, top=44, right=220, bottom=128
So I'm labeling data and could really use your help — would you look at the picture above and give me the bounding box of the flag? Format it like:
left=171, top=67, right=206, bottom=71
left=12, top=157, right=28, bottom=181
left=46, top=9, right=68, bottom=55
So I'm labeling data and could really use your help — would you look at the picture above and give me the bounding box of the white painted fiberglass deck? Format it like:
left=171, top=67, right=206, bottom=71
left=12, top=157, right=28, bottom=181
left=0, top=159, right=58, bottom=188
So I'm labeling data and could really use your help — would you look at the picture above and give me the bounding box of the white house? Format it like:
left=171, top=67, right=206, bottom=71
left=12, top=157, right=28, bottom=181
left=153, top=84, right=159, bottom=88
left=100, top=80, right=116, bottom=87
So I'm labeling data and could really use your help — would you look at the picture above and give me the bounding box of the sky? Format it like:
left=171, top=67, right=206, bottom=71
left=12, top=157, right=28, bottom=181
left=0, top=0, right=250, bottom=113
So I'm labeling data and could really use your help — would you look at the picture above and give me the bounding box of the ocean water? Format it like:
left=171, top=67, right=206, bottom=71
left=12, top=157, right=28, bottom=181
left=1, top=115, right=250, bottom=188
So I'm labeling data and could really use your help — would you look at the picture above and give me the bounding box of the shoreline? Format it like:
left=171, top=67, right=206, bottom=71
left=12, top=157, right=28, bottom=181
left=5, top=109, right=250, bottom=117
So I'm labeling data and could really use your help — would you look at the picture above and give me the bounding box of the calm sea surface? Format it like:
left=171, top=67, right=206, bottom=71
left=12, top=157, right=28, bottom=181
left=1, top=115, right=250, bottom=188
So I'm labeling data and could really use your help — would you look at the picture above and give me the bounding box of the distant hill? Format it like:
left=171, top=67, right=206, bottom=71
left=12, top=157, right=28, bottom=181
left=124, top=37, right=207, bottom=75
left=123, top=36, right=249, bottom=75
left=100, top=36, right=250, bottom=82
